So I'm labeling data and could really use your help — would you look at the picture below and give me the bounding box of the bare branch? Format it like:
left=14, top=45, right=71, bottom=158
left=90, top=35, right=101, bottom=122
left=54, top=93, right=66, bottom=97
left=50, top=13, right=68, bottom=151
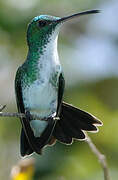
left=0, top=105, right=59, bottom=121
left=0, top=111, right=26, bottom=118
left=0, top=105, right=6, bottom=111
left=85, top=134, right=110, bottom=180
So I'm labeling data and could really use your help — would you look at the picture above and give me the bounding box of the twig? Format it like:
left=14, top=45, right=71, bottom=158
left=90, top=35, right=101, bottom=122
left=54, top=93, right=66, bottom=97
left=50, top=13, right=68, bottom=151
left=0, top=105, right=6, bottom=111
left=0, top=111, right=26, bottom=118
left=85, top=134, right=110, bottom=180
left=0, top=105, right=59, bottom=121
left=0, top=104, right=44, bottom=120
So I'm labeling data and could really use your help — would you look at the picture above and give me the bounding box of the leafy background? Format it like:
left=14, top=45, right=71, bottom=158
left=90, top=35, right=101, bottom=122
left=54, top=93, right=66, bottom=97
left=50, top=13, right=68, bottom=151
left=0, top=0, right=118, bottom=179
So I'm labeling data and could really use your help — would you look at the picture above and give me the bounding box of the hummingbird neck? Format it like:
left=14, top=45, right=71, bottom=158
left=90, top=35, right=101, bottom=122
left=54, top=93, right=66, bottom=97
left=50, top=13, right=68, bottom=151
left=24, top=34, right=60, bottom=87
left=26, top=32, right=59, bottom=65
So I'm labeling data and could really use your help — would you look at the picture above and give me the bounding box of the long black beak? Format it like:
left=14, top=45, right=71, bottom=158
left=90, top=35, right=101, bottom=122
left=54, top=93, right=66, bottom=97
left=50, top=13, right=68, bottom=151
left=56, top=10, right=100, bottom=23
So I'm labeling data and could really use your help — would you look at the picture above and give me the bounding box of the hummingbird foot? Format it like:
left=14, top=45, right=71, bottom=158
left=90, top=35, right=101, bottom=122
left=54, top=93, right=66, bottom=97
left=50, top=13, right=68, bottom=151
left=53, top=117, right=60, bottom=121
left=25, top=110, right=33, bottom=121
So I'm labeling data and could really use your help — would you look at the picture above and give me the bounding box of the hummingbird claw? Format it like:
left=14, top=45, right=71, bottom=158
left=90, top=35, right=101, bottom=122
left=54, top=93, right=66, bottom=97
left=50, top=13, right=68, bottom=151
left=53, top=117, right=60, bottom=121
left=25, top=110, right=33, bottom=121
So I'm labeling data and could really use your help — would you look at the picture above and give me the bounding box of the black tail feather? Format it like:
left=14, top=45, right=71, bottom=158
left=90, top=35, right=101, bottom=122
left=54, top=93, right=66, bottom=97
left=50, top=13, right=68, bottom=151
left=59, top=116, right=85, bottom=139
left=62, top=102, right=102, bottom=127
left=62, top=103, right=99, bottom=131
left=53, top=102, right=102, bottom=144
left=53, top=121, right=72, bottom=144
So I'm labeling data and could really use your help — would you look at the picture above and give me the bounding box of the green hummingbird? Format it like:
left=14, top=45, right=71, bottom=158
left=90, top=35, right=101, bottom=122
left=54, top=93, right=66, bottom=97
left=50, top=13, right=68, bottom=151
left=15, top=10, right=102, bottom=157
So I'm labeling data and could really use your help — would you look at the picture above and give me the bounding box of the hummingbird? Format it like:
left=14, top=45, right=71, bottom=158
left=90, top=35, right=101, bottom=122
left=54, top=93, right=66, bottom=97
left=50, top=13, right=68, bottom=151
left=15, top=9, right=102, bottom=157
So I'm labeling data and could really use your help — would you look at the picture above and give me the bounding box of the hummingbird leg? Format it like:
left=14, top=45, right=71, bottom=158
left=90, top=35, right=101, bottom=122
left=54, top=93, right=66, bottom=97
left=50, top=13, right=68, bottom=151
left=47, top=116, right=60, bottom=123
left=25, top=110, right=33, bottom=121
left=53, top=117, right=60, bottom=121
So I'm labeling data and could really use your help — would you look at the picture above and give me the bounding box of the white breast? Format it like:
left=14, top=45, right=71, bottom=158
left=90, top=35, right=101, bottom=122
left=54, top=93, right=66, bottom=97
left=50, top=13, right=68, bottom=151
left=23, top=79, right=57, bottom=118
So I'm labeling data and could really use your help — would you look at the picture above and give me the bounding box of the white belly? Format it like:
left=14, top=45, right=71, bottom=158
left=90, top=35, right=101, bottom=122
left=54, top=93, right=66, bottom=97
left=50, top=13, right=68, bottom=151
left=23, top=79, right=57, bottom=118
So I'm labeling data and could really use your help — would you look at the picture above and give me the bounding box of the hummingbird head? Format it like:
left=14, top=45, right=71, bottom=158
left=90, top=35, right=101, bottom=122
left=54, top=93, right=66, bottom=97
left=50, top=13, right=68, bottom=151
left=27, top=10, right=100, bottom=51
left=27, top=15, right=61, bottom=49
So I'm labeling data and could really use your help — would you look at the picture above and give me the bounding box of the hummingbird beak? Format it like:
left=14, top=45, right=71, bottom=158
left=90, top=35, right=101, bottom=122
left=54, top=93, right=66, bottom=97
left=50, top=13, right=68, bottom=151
left=56, top=10, right=100, bottom=23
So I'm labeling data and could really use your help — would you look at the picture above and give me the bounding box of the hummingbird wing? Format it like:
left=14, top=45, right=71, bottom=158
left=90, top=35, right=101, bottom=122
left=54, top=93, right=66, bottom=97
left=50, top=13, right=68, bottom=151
left=56, top=73, right=65, bottom=116
left=15, top=67, right=41, bottom=155
left=15, top=68, right=63, bottom=156
left=52, top=73, right=74, bottom=144
left=47, top=72, right=65, bottom=146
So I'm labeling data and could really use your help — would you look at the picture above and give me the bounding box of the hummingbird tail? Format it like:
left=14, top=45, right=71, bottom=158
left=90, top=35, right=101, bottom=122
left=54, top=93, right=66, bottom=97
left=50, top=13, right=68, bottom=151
left=53, top=102, right=102, bottom=144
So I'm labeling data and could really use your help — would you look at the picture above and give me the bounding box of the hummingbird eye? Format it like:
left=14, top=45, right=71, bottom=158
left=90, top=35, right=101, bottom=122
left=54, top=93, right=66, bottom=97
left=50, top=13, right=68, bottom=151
left=38, top=20, right=47, bottom=28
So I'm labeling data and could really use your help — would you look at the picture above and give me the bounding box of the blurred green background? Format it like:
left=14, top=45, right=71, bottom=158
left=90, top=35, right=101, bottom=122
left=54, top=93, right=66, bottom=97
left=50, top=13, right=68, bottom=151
left=0, top=0, right=118, bottom=179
